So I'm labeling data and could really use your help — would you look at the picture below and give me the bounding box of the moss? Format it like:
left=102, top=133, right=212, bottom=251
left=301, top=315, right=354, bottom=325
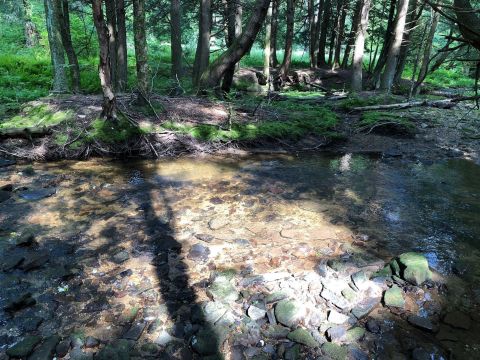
left=0, top=104, right=73, bottom=130
left=85, top=116, right=143, bottom=144
left=54, top=133, right=69, bottom=146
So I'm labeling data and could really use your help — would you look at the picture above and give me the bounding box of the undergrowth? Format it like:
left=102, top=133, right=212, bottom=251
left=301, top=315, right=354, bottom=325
left=0, top=104, right=73, bottom=130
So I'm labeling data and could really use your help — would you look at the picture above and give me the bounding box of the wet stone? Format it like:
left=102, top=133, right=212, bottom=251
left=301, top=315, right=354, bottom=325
left=123, top=321, right=148, bottom=340
left=262, top=324, right=290, bottom=339
left=69, top=348, right=93, bottom=360
left=321, top=342, right=348, bottom=360
left=112, top=250, right=130, bottom=264
left=20, top=251, right=49, bottom=271
left=443, top=311, right=471, bottom=330
left=383, top=285, right=405, bottom=308
left=16, top=231, right=35, bottom=246
left=0, top=158, right=15, bottom=167
left=351, top=297, right=380, bottom=319
left=396, top=252, right=432, bottom=285
left=5, top=292, right=36, bottom=312
left=55, top=339, right=71, bottom=358
left=195, top=233, right=214, bottom=243
left=0, top=190, right=12, bottom=202
left=287, top=328, right=319, bottom=348
left=5, top=335, right=42, bottom=358
left=275, top=300, right=306, bottom=328
left=28, top=335, right=60, bottom=360
left=84, top=336, right=99, bottom=348
left=407, top=315, right=437, bottom=332
left=284, top=344, right=301, bottom=360
left=366, top=319, right=381, bottom=333
left=19, top=187, right=56, bottom=201
left=187, top=243, right=210, bottom=262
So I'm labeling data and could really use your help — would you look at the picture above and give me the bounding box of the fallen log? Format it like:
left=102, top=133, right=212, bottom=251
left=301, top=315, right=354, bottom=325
left=0, top=126, right=52, bottom=139
left=352, top=95, right=480, bottom=112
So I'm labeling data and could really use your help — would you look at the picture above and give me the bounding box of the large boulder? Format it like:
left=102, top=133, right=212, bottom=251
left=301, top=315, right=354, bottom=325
left=232, top=70, right=263, bottom=93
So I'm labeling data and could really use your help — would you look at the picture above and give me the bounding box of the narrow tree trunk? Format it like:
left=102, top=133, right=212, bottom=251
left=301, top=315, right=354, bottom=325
left=116, top=0, right=128, bottom=91
left=380, top=0, right=410, bottom=92
left=351, top=0, right=372, bottom=91
left=23, top=0, right=39, bottom=47
left=263, top=2, right=273, bottom=80
left=170, top=0, right=183, bottom=81
left=193, top=0, right=211, bottom=86
left=393, top=0, right=420, bottom=85
left=222, top=0, right=243, bottom=92
left=316, top=0, right=329, bottom=66
left=413, top=8, right=440, bottom=96
left=198, top=0, right=271, bottom=91
left=105, top=0, right=117, bottom=89
left=133, top=0, right=150, bottom=101
left=341, top=0, right=362, bottom=68
left=92, top=0, right=116, bottom=120
left=54, top=0, right=81, bottom=92
left=333, top=0, right=349, bottom=68
left=278, top=0, right=295, bottom=81
left=270, top=0, right=279, bottom=67
left=327, top=1, right=340, bottom=66
left=44, top=0, right=68, bottom=93
left=313, top=0, right=325, bottom=67
left=308, top=0, right=316, bottom=67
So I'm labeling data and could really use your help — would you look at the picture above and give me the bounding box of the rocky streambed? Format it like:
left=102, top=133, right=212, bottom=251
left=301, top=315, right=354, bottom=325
left=0, top=154, right=479, bottom=359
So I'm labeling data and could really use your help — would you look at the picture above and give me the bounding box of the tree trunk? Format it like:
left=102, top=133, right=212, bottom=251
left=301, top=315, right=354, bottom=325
left=316, top=0, right=329, bottom=66
left=371, top=0, right=396, bottom=86
left=133, top=0, right=150, bottom=101
left=351, top=0, right=372, bottom=91
left=116, top=0, right=128, bottom=91
left=193, top=0, right=211, bottom=86
left=263, top=2, right=273, bottom=80
left=308, top=0, right=316, bottom=67
left=278, top=0, right=295, bottom=81
left=380, top=0, right=410, bottom=92
left=413, top=8, right=440, bottom=96
left=270, top=0, right=279, bottom=67
left=23, top=0, right=39, bottom=47
left=170, top=0, right=182, bottom=81
left=54, top=0, right=81, bottom=93
left=222, top=0, right=243, bottom=92
left=199, top=0, right=271, bottom=91
left=105, top=0, right=117, bottom=89
left=393, top=0, right=420, bottom=85
left=333, top=0, right=348, bottom=68
left=453, top=0, right=480, bottom=51
left=341, top=0, right=362, bottom=68
left=327, top=1, right=340, bottom=66
left=92, top=0, right=116, bottom=120
left=44, top=0, right=68, bottom=93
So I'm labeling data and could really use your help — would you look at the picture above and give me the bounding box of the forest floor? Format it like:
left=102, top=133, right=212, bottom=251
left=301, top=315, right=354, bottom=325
left=0, top=89, right=478, bottom=163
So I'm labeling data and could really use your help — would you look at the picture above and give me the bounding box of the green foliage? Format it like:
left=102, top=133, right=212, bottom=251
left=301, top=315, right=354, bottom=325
left=359, top=111, right=414, bottom=132
left=403, top=67, right=474, bottom=89
left=85, top=116, right=143, bottom=144
left=0, top=104, right=73, bottom=129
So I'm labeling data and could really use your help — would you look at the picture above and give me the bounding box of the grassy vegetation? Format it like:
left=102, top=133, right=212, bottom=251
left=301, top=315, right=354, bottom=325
left=0, top=104, right=73, bottom=130
left=402, top=67, right=475, bottom=89
left=85, top=117, right=143, bottom=144
left=358, top=111, right=415, bottom=133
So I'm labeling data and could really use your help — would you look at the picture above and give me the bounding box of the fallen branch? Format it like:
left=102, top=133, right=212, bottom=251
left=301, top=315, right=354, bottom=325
left=352, top=95, right=480, bottom=111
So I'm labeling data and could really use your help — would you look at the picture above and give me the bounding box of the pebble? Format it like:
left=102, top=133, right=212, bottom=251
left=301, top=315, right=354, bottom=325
left=187, top=243, right=211, bottom=262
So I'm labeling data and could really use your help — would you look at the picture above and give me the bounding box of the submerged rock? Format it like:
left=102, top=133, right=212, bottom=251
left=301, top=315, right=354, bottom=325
left=6, top=335, right=42, bottom=358
left=187, top=243, right=211, bottom=262
left=275, top=300, right=306, bottom=328
left=383, top=285, right=405, bottom=308
left=407, top=315, right=437, bottom=332
left=28, top=335, right=60, bottom=360
left=19, top=187, right=56, bottom=201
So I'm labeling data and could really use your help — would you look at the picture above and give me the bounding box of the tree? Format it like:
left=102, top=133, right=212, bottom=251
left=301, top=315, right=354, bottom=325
left=105, top=0, right=117, bottom=88
left=221, top=0, right=243, bottom=93
left=351, top=0, right=372, bottom=91
left=341, top=0, right=362, bottom=68
left=332, top=0, right=349, bottom=68
left=44, top=0, right=68, bottom=93
left=92, top=0, right=116, bottom=119
left=308, top=0, right=316, bottom=68
left=198, top=0, right=271, bottom=91
left=116, top=0, right=128, bottom=91
left=23, top=0, right=39, bottom=47
left=263, top=2, right=273, bottom=80
left=54, top=0, right=81, bottom=92
left=133, top=0, right=150, bottom=101
left=277, top=0, right=295, bottom=83
left=193, top=0, right=211, bottom=86
left=317, top=0, right=331, bottom=67
left=170, top=0, right=182, bottom=82
left=380, top=0, right=410, bottom=91
left=453, top=0, right=480, bottom=51
left=270, top=0, right=279, bottom=67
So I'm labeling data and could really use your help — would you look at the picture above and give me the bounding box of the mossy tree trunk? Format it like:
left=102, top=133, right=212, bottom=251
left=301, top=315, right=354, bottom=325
left=23, top=0, right=39, bottom=47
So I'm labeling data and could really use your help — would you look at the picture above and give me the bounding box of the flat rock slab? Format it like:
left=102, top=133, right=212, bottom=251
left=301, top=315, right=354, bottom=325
left=383, top=285, right=405, bottom=308
left=123, top=321, right=147, bottom=340
left=28, top=335, right=60, bottom=360
left=408, top=315, right=437, bottom=332
left=6, top=335, right=42, bottom=357
left=275, top=300, right=306, bottom=328
left=19, top=187, right=56, bottom=201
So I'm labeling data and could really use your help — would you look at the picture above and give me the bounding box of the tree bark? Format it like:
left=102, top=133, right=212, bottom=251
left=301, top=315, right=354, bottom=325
left=316, top=0, right=329, bottom=66
left=199, top=0, right=271, bottom=91
left=278, top=0, right=295, bottom=81
left=193, top=0, right=211, bottom=86
left=44, top=0, right=68, bottom=93
left=308, top=0, right=316, bottom=67
left=116, top=0, right=128, bottom=91
left=133, top=0, right=150, bottom=101
left=333, top=0, right=349, bottom=68
left=351, top=0, right=372, bottom=91
left=54, top=0, right=81, bottom=93
left=92, top=0, right=116, bottom=120
left=453, top=0, right=480, bottom=51
left=222, top=0, right=243, bottom=92
left=270, top=0, right=279, bottom=67
left=170, top=0, right=183, bottom=81
left=105, top=0, right=117, bottom=89
left=23, top=0, right=39, bottom=47
left=263, top=2, right=273, bottom=80
left=341, top=0, right=362, bottom=69
left=380, top=0, right=410, bottom=92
